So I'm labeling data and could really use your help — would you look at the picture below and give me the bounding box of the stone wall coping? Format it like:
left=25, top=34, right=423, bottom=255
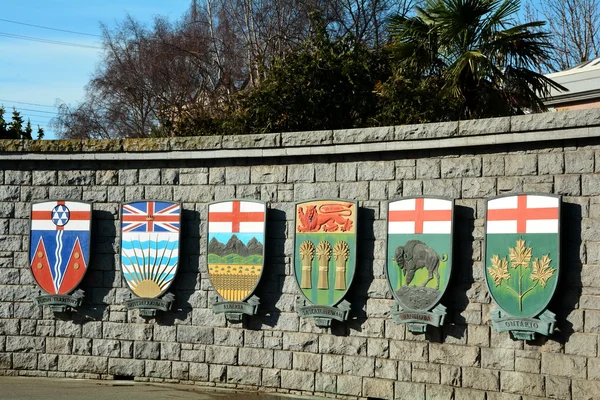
left=1, top=109, right=599, bottom=161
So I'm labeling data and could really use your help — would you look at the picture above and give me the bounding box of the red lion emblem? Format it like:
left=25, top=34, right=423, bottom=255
left=297, top=203, right=354, bottom=233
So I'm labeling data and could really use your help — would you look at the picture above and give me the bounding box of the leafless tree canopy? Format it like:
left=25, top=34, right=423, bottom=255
left=53, top=0, right=416, bottom=138
left=524, top=0, right=600, bottom=71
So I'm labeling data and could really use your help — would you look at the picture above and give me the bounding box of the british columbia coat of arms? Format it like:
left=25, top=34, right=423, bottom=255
left=386, top=197, right=453, bottom=332
left=294, top=199, right=357, bottom=327
left=120, top=200, right=181, bottom=317
left=30, top=200, right=92, bottom=312
left=207, top=200, right=266, bottom=322
left=484, top=193, right=560, bottom=340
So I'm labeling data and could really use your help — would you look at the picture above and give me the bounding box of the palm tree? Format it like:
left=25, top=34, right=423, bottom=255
left=388, top=0, right=566, bottom=118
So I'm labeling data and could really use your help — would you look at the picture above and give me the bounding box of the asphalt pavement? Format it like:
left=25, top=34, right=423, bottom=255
left=0, top=376, right=316, bottom=400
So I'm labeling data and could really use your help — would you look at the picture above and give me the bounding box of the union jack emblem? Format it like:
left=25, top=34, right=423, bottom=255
left=122, top=201, right=180, bottom=233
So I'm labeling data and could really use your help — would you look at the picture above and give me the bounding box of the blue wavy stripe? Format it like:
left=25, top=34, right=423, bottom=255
left=121, top=257, right=178, bottom=267
left=121, top=239, right=178, bottom=251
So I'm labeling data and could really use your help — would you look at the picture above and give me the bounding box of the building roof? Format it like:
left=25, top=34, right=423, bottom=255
left=544, top=57, right=600, bottom=106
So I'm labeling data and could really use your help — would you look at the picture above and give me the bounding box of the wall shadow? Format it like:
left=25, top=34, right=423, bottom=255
left=155, top=208, right=200, bottom=325
left=535, top=201, right=583, bottom=345
left=435, top=204, right=474, bottom=342
left=246, top=208, right=287, bottom=330
left=332, top=206, right=374, bottom=336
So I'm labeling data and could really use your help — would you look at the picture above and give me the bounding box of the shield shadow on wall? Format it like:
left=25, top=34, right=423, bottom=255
left=29, top=200, right=92, bottom=313
left=293, top=199, right=357, bottom=328
left=120, top=200, right=181, bottom=318
left=386, top=197, right=454, bottom=333
left=206, top=200, right=267, bottom=323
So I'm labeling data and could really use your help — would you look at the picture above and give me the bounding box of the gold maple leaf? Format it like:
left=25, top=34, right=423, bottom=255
left=509, top=239, right=532, bottom=268
left=531, top=255, right=555, bottom=287
left=488, top=254, right=510, bottom=286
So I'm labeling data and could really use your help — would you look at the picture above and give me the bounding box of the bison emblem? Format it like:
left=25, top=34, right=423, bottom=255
left=394, top=240, right=442, bottom=290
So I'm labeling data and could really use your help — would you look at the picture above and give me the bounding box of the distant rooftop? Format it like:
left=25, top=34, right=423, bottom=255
left=544, top=57, right=600, bottom=108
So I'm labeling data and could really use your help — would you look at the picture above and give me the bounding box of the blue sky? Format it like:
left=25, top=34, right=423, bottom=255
left=0, top=0, right=191, bottom=139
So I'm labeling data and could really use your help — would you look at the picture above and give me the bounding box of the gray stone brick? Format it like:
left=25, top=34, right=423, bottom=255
left=440, top=365, right=461, bottom=386
left=389, top=340, right=428, bottom=362
left=426, top=384, right=454, bottom=400
left=6, top=336, right=44, bottom=352
left=538, top=153, right=564, bottom=175
left=395, top=381, right=425, bottom=400
left=417, top=159, right=441, bottom=179
left=283, top=332, right=318, bottom=353
left=482, top=155, right=505, bottom=176
left=288, top=164, right=315, bottom=183
left=205, top=345, right=237, bottom=365
left=545, top=375, right=571, bottom=399
left=32, top=171, right=57, bottom=186
left=274, top=350, right=292, bottom=369
left=108, top=358, right=144, bottom=377
left=138, top=168, right=161, bottom=185
left=442, top=157, right=482, bottom=178
left=291, top=352, right=320, bottom=372
left=565, top=333, right=597, bottom=356
left=336, top=374, right=363, bottom=396
left=251, top=165, right=286, bottom=184
left=176, top=326, right=213, bottom=344
left=504, top=154, right=537, bottom=176
left=573, top=380, right=600, bottom=400
left=46, top=338, right=72, bottom=354
left=343, top=355, right=374, bottom=377
left=13, top=352, right=37, bottom=370
left=541, top=353, right=586, bottom=378
left=566, top=150, right=595, bottom=173
left=423, top=179, right=461, bottom=198
left=500, top=370, right=545, bottom=396
left=57, top=355, right=107, bottom=374
left=412, top=362, right=440, bottom=384
left=119, top=170, right=138, bottom=185
left=239, top=348, right=273, bottom=368
left=5, top=171, right=31, bottom=185
left=319, top=335, right=366, bottom=356
left=189, top=362, right=209, bottom=381
left=134, top=341, right=160, bottom=360
left=145, top=360, right=171, bottom=378
left=321, top=354, right=343, bottom=374
left=429, top=343, right=479, bottom=367
left=314, top=372, right=335, bottom=393
left=462, top=367, right=499, bottom=391
left=58, top=170, right=95, bottom=186
left=363, top=377, right=394, bottom=399
left=462, top=177, right=496, bottom=198
left=96, top=170, right=118, bottom=185
left=280, top=370, right=314, bottom=391
left=336, top=163, right=357, bottom=181
left=227, top=365, right=261, bottom=385
left=481, top=347, right=514, bottom=370
left=454, top=388, right=486, bottom=400
left=357, top=161, right=395, bottom=180
left=340, top=182, right=369, bottom=200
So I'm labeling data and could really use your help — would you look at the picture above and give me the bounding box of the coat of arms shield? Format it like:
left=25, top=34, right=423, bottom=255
left=120, top=200, right=181, bottom=316
left=207, top=200, right=266, bottom=321
left=484, top=193, right=560, bottom=340
left=294, top=199, right=357, bottom=327
left=29, top=200, right=92, bottom=311
left=386, top=197, right=453, bottom=332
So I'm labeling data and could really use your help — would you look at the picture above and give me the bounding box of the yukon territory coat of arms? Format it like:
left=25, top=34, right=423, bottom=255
left=207, top=200, right=266, bottom=321
left=120, top=200, right=181, bottom=316
left=485, top=194, right=560, bottom=340
left=386, top=197, right=453, bottom=332
left=294, top=199, right=357, bottom=327
left=29, top=200, right=92, bottom=312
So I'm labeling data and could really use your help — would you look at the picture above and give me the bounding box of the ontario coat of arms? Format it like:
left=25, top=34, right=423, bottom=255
left=386, top=197, right=453, bottom=332
left=294, top=199, right=357, bottom=327
left=120, top=200, right=181, bottom=317
left=207, top=200, right=266, bottom=322
left=484, top=193, right=560, bottom=340
left=29, top=200, right=92, bottom=312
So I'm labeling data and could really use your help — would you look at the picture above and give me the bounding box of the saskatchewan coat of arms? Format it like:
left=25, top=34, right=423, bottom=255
left=120, top=200, right=181, bottom=316
left=207, top=200, right=266, bottom=321
left=294, top=199, right=357, bottom=327
left=386, top=197, right=453, bottom=332
left=29, top=200, right=92, bottom=312
left=485, top=193, right=560, bottom=340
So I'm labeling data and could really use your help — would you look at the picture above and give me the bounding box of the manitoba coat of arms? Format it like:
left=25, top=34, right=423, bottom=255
left=386, top=197, right=453, bottom=332
left=29, top=200, right=92, bottom=311
left=294, top=199, right=357, bottom=327
left=485, top=193, right=560, bottom=340
left=207, top=200, right=266, bottom=321
left=120, top=200, right=181, bottom=316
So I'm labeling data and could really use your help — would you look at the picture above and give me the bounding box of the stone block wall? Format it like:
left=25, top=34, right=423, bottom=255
left=1, top=109, right=600, bottom=399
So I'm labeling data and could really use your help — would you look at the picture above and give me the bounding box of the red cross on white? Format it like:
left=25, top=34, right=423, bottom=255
left=487, top=195, right=559, bottom=234
left=388, top=198, right=452, bottom=234
left=208, top=201, right=265, bottom=233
